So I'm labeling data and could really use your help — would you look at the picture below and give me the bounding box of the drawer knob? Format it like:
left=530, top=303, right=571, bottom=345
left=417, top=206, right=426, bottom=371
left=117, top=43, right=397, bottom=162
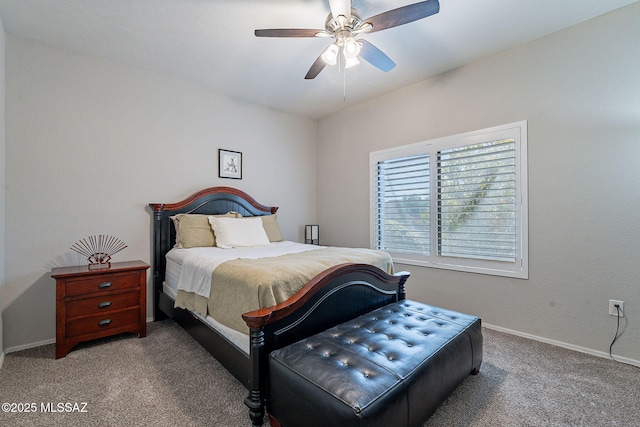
left=98, top=301, right=112, bottom=309
left=98, top=319, right=112, bottom=326
left=98, top=282, right=112, bottom=289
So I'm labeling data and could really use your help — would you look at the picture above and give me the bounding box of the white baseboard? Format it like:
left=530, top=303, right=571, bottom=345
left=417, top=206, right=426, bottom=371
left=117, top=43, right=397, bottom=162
left=483, top=323, right=640, bottom=368
left=3, top=322, right=636, bottom=369
left=4, top=338, right=56, bottom=355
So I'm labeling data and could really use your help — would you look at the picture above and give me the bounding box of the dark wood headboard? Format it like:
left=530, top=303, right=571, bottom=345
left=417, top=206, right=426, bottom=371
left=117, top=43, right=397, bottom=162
left=148, top=186, right=278, bottom=317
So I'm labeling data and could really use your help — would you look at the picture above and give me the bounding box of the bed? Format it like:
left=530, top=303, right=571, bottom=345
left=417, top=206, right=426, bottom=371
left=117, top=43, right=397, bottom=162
left=149, top=186, right=409, bottom=426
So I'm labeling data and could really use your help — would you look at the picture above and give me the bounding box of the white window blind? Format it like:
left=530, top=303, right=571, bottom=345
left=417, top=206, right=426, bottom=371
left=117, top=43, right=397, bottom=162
left=370, top=121, right=528, bottom=279
left=437, top=139, right=516, bottom=262
left=376, top=153, right=430, bottom=255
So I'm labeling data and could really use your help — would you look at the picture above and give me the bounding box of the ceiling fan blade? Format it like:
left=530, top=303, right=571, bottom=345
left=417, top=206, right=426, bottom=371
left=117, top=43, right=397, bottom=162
left=255, top=28, right=325, bottom=38
left=364, top=0, right=440, bottom=33
left=329, top=0, right=351, bottom=20
left=305, top=52, right=328, bottom=79
left=358, top=40, right=396, bottom=72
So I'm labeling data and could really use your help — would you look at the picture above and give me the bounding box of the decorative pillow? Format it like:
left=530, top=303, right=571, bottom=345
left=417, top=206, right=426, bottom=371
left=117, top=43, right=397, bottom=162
left=208, top=216, right=271, bottom=248
left=171, top=212, right=241, bottom=248
left=260, top=214, right=284, bottom=242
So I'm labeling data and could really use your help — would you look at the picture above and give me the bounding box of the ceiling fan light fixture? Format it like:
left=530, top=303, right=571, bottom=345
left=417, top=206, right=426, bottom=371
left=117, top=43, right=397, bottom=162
left=321, top=43, right=339, bottom=65
left=345, top=56, right=360, bottom=69
left=342, top=37, right=361, bottom=59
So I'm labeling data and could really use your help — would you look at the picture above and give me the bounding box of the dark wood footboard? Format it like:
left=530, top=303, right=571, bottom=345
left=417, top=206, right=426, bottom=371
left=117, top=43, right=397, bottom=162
left=242, top=263, right=410, bottom=427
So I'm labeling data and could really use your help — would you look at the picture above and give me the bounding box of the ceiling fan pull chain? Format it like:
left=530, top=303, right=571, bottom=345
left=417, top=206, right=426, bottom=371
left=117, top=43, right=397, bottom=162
left=343, top=65, right=348, bottom=102
left=338, top=50, right=346, bottom=102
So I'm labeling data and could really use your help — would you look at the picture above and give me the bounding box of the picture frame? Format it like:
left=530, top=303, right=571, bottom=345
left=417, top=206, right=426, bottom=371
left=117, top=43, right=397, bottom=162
left=218, top=149, right=242, bottom=179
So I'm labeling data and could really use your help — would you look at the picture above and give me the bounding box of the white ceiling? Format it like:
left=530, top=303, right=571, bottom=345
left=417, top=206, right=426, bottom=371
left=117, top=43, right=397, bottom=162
left=0, top=0, right=636, bottom=119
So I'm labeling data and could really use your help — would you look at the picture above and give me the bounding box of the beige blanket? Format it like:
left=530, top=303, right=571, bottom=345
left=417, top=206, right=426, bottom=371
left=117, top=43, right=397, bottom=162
left=174, top=247, right=393, bottom=334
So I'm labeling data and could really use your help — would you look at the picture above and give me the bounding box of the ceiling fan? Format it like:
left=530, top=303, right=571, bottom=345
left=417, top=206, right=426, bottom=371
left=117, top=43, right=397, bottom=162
left=255, top=0, right=440, bottom=79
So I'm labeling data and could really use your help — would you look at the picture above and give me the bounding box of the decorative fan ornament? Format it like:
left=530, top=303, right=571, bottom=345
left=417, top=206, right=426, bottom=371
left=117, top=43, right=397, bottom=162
left=254, top=0, right=440, bottom=79
left=70, top=235, right=127, bottom=269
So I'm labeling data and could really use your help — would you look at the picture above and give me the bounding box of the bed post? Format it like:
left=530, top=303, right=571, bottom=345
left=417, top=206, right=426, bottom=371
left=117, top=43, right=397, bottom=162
left=151, top=204, right=166, bottom=321
left=244, top=327, right=267, bottom=427
left=397, top=270, right=409, bottom=301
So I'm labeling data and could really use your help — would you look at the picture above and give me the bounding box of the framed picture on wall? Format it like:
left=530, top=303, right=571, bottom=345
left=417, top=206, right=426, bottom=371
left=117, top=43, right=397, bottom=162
left=218, top=149, right=242, bottom=179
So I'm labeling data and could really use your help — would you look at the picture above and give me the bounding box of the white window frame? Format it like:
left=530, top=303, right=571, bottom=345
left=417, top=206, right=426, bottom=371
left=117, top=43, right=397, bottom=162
left=370, top=121, right=528, bottom=279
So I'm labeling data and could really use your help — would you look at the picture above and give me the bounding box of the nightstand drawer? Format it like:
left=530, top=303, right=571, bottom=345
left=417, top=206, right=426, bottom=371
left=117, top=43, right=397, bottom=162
left=65, top=272, right=140, bottom=297
left=66, top=291, right=140, bottom=318
left=66, top=307, right=139, bottom=338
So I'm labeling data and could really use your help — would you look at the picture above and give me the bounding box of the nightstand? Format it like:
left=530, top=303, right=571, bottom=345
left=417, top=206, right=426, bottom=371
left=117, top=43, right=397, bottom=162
left=51, top=260, right=149, bottom=359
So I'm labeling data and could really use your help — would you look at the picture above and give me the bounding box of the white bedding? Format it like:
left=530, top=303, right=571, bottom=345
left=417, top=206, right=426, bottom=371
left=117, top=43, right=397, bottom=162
left=166, top=241, right=324, bottom=298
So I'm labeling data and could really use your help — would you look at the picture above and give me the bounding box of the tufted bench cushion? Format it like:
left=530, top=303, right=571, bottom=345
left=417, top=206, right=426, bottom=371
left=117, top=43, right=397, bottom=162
left=267, top=300, right=482, bottom=427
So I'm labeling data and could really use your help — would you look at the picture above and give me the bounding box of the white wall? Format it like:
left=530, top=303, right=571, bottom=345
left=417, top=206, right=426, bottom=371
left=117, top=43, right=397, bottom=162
left=3, top=36, right=317, bottom=351
left=0, top=14, right=6, bottom=360
left=318, top=4, right=640, bottom=363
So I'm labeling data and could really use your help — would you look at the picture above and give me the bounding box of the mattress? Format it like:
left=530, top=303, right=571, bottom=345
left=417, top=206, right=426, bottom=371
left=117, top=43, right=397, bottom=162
left=162, top=281, right=250, bottom=354
left=162, top=241, right=324, bottom=354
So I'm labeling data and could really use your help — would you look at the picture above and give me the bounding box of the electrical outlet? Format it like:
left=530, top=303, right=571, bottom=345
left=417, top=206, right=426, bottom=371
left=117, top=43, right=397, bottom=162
left=609, top=300, right=624, bottom=317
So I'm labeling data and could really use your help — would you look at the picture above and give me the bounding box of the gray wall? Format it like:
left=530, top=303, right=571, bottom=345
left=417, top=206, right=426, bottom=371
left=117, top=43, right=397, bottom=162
left=317, top=4, right=640, bottom=364
left=3, top=36, right=317, bottom=351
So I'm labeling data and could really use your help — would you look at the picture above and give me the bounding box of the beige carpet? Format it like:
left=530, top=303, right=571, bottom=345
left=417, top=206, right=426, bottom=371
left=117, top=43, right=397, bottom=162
left=1, top=320, right=638, bottom=426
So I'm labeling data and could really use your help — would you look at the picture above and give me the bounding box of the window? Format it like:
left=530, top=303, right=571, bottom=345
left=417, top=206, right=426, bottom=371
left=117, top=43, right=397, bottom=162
left=371, top=121, right=528, bottom=279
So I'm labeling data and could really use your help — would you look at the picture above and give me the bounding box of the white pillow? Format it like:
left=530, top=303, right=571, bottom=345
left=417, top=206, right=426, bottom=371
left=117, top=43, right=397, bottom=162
left=208, top=216, right=271, bottom=248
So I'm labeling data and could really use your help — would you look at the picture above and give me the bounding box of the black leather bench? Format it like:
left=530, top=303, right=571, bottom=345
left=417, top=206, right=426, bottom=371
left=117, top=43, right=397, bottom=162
left=267, top=300, right=482, bottom=427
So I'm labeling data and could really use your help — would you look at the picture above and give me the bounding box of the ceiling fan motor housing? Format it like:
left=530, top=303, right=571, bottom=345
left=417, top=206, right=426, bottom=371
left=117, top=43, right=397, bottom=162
left=325, top=10, right=362, bottom=34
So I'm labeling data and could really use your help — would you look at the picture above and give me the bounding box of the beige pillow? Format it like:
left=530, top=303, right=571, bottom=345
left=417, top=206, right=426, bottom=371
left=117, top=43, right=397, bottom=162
left=260, top=214, right=284, bottom=242
left=208, top=216, right=271, bottom=248
left=171, top=212, right=241, bottom=248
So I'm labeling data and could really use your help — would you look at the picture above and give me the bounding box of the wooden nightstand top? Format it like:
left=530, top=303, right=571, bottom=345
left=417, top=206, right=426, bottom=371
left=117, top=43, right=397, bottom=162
left=51, top=260, right=150, bottom=279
